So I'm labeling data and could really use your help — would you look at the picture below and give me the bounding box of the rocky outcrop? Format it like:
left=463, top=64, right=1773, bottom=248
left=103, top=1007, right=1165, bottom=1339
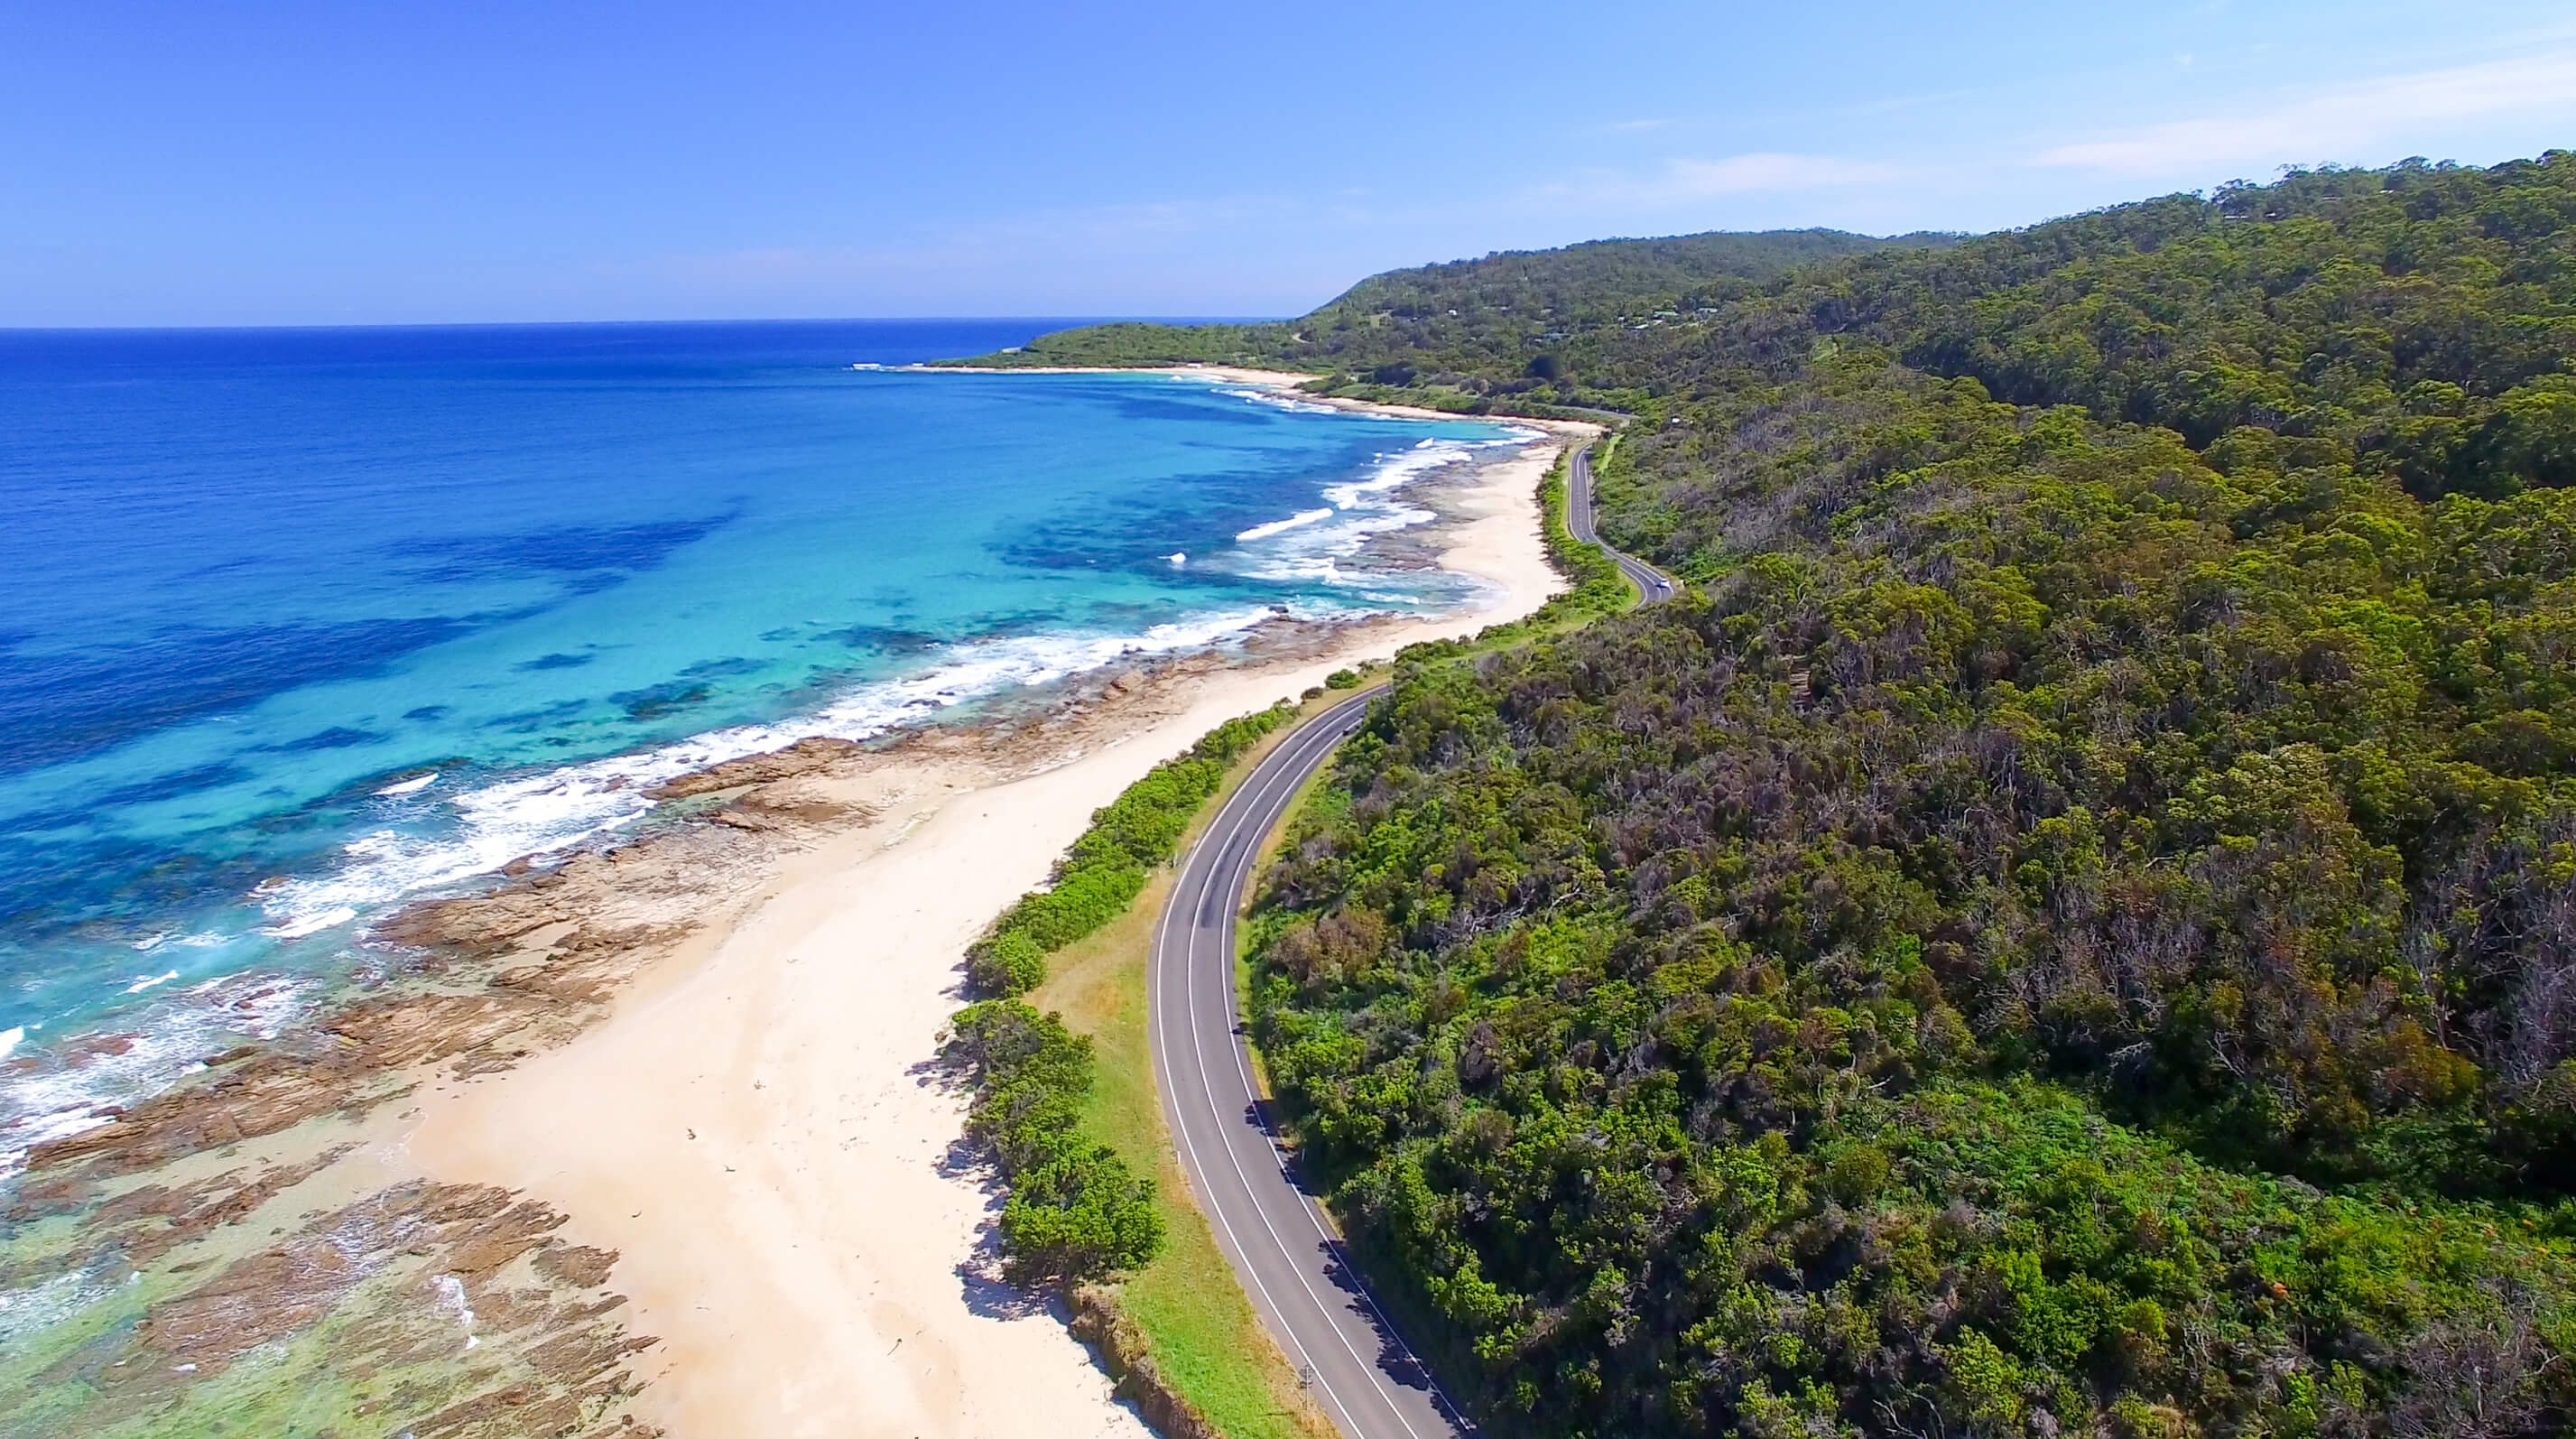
left=644, top=735, right=860, bottom=799
left=42, top=1179, right=662, bottom=1439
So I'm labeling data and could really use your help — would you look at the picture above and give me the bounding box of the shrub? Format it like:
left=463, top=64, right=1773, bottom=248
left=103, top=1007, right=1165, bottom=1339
left=945, top=1000, right=1160, bottom=1286
left=938, top=701, right=1309, bottom=1289
left=968, top=928, right=1049, bottom=996
left=963, top=701, right=1296, bottom=998
left=999, top=1147, right=1166, bottom=1285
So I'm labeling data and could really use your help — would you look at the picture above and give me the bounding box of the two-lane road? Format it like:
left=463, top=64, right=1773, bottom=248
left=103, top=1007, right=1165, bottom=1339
left=1149, top=685, right=1465, bottom=1439
left=1567, top=442, right=1678, bottom=603
left=1149, top=441, right=1676, bottom=1439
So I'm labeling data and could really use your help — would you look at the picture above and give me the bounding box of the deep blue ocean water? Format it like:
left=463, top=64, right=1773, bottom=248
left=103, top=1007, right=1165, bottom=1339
left=0, top=320, right=1524, bottom=1156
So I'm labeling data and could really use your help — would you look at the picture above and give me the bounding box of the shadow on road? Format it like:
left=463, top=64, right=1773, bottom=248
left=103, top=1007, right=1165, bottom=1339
left=1313, top=1244, right=1452, bottom=1402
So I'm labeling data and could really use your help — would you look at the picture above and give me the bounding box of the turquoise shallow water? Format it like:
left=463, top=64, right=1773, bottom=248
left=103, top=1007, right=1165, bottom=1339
left=0, top=320, right=1524, bottom=1158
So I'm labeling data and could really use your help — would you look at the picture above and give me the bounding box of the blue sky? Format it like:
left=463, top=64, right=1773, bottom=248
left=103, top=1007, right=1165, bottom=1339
left=6, top=0, right=2575, bottom=326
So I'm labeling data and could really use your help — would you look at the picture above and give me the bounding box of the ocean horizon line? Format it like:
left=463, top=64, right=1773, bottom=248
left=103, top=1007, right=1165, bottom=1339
left=0, top=313, right=1290, bottom=337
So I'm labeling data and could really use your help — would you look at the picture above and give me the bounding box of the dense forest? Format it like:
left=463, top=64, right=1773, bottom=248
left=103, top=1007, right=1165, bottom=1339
left=1194, top=153, right=2576, bottom=1439
left=937, top=228, right=1946, bottom=382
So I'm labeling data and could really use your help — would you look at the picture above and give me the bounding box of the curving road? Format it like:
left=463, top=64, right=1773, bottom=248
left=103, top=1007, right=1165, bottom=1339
left=1567, top=441, right=1678, bottom=603
left=1151, top=683, right=1469, bottom=1439
left=1148, top=442, right=1676, bottom=1439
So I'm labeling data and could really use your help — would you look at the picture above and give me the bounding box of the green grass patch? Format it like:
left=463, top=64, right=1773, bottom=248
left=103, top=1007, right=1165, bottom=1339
left=1032, top=701, right=1344, bottom=1439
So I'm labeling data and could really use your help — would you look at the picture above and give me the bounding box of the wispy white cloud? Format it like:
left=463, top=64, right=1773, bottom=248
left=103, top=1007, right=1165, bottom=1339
left=1538, top=153, right=1897, bottom=209
left=2037, top=49, right=2576, bottom=174
left=1664, top=153, right=1896, bottom=195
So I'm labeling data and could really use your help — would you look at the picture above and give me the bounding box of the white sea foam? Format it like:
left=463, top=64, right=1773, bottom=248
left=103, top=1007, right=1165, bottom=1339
left=0, top=1269, right=121, bottom=1347
left=0, top=971, right=306, bottom=1175
left=1220, top=436, right=1494, bottom=589
left=1205, top=382, right=1547, bottom=587
left=258, top=905, right=357, bottom=940
left=432, top=1273, right=479, bottom=1351
left=248, top=606, right=1315, bottom=944
left=0, top=1027, right=21, bottom=1063
left=1323, top=437, right=1463, bottom=508
left=375, top=772, right=437, bottom=797
left=123, top=970, right=179, bottom=996
left=1235, top=507, right=1334, bottom=543
left=1211, top=385, right=1340, bottom=415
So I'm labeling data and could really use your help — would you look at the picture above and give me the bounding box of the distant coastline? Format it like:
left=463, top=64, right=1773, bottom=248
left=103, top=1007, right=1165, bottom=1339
left=909, top=360, right=1617, bottom=426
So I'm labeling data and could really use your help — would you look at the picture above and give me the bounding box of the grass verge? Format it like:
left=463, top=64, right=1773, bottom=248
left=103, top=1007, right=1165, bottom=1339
left=1029, top=694, right=1349, bottom=1439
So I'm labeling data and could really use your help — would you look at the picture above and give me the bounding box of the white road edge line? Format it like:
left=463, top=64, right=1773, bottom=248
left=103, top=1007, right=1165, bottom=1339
left=1161, top=694, right=1441, bottom=1439
left=1180, top=705, right=1442, bottom=1439
left=1154, top=759, right=1360, bottom=1439
left=1200, top=716, right=1448, bottom=1439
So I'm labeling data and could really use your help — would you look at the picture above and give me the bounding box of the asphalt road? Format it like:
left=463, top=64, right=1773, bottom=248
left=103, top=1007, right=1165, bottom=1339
left=1146, top=441, right=1676, bottom=1439
left=1567, top=441, right=1680, bottom=603
left=1149, top=684, right=1469, bottom=1439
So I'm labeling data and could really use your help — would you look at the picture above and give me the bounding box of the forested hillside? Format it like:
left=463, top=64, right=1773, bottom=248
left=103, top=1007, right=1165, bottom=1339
left=935, top=228, right=1941, bottom=379
left=1245, top=153, right=2576, bottom=1438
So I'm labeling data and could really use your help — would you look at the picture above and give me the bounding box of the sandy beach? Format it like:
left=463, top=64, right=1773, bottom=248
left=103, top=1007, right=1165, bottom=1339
left=913, top=363, right=1529, bottom=425
left=394, top=393, right=1591, bottom=1436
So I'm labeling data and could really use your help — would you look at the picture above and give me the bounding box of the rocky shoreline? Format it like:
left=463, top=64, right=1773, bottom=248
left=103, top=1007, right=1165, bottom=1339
left=0, top=606, right=1413, bottom=1435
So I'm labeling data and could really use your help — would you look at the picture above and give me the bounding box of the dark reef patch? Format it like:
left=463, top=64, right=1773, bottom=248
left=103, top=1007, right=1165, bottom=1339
left=820, top=624, right=944, bottom=654
left=0, top=616, right=479, bottom=778
left=610, top=682, right=713, bottom=721
left=385, top=509, right=739, bottom=592
left=261, top=727, right=383, bottom=754
left=1113, top=395, right=1269, bottom=425
left=92, top=763, right=258, bottom=810
left=488, top=697, right=591, bottom=732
